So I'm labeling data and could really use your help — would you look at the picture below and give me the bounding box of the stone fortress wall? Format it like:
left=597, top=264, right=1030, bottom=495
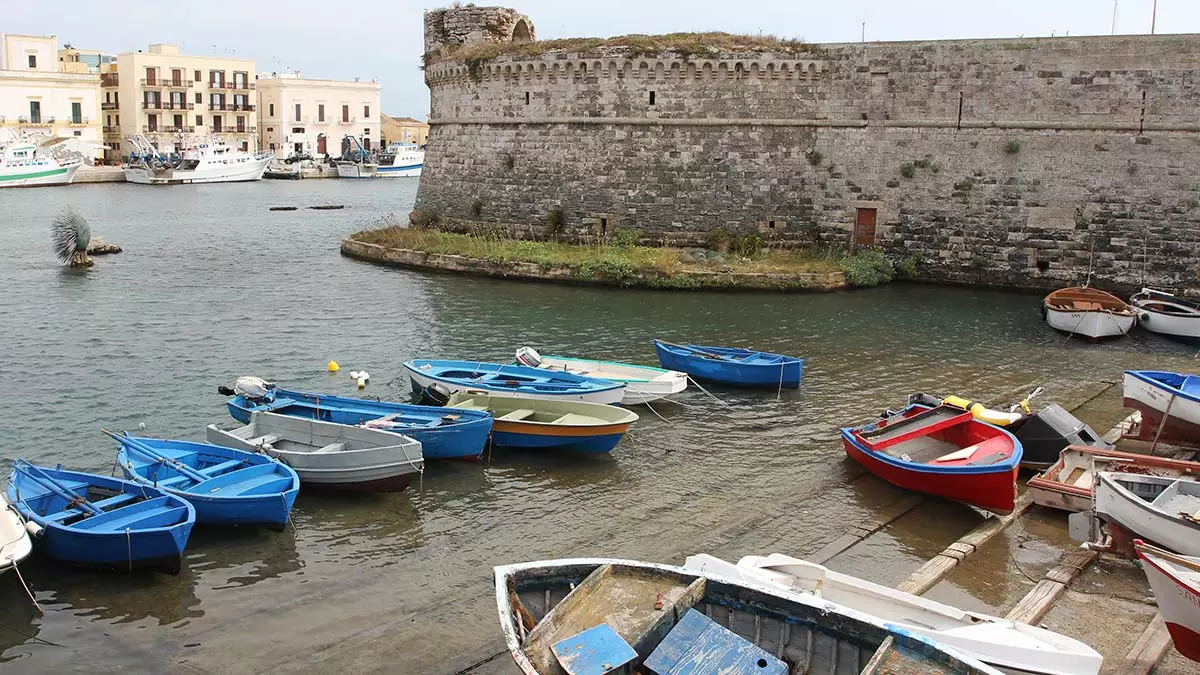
left=415, top=6, right=1200, bottom=290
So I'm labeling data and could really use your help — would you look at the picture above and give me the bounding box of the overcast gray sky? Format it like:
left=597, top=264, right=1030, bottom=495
left=5, top=1, right=1198, bottom=116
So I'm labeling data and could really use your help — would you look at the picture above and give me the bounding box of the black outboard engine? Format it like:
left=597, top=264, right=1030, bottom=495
left=1008, top=403, right=1114, bottom=469
left=420, top=382, right=453, bottom=407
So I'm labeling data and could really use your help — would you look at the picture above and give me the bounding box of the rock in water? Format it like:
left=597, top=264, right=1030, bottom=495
left=87, top=237, right=123, bottom=255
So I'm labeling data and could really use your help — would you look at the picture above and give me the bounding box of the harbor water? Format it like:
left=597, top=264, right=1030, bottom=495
left=1, top=180, right=1197, bottom=673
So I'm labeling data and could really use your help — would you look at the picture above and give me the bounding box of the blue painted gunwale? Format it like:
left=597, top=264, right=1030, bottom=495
left=653, top=340, right=803, bottom=389
left=115, top=436, right=299, bottom=529
left=840, top=404, right=1024, bottom=476
left=403, top=360, right=625, bottom=397
left=227, top=388, right=493, bottom=460
left=1126, top=370, right=1200, bottom=404
left=6, top=462, right=195, bottom=571
left=490, top=429, right=626, bottom=454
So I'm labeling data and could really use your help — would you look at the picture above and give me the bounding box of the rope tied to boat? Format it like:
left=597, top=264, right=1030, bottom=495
left=10, top=559, right=41, bottom=614
left=126, top=527, right=132, bottom=574
left=686, top=376, right=731, bottom=407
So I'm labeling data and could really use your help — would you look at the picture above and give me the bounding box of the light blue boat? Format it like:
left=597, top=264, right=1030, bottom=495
left=653, top=340, right=803, bottom=389
left=403, top=359, right=626, bottom=405
left=226, top=387, right=493, bottom=460
left=113, top=434, right=299, bottom=530
left=7, top=460, right=195, bottom=573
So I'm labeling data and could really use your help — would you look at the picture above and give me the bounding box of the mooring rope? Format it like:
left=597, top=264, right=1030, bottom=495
left=687, top=376, right=731, bottom=407
left=125, top=527, right=132, bottom=574
left=10, top=559, right=42, bottom=613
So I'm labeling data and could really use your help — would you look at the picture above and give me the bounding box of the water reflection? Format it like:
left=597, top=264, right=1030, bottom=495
left=293, top=492, right=425, bottom=569
left=186, top=526, right=302, bottom=591
left=0, top=581, right=40, bottom=662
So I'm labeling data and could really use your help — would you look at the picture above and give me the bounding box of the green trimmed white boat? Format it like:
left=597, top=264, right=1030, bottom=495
left=0, top=138, right=82, bottom=188
left=515, top=347, right=687, bottom=405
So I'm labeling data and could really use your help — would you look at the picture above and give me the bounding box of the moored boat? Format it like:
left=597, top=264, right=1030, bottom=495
left=0, top=138, right=83, bottom=187
left=0, top=491, right=33, bottom=576
left=1123, top=370, right=1200, bottom=446
left=335, top=160, right=377, bottom=178
left=1042, top=286, right=1135, bottom=339
left=1028, top=445, right=1200, bottom=513
left=224, top=383, right=493, bottom=460
left=113, top=433, right=299, bottom=530
left=497, top=558, right=1002, bottom=675
left=207, top=412, right=424, bottom=493
left=1134, top=540, right=1200, bottom=662
left=1094, top=471, right=1200, bottom=555
left=1131, top=288, right=1200, bottom=342
left=842, top=404, right=1022, bottom=515
left=403, top=359, right=625, bottom=405
left=683, top=553, right=1103, bottom=675
left=122, top=134, right=272, bottom=185
left=375, top=142, right=424, bottom=177
left=6, top=460, right=195, bottom=572
left=447, top=392, right=638, bottom=454
left=652, top=339, right=803, bottom=388
left=514, top=347, right=687, bottom=405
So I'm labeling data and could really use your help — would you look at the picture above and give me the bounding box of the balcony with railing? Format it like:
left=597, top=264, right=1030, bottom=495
left=66, top=117, right=90, bottom=127
left=216, top=126, right=257, bottom=134
left=208, top=103, right=232, bottom=111
left=19, top=116, right=54, bottom=126
left=232, top=103, right=256, bottom=112
left=163, top=80, right=194, bottom=89
left=210, top=81, right=255, bottom=91
left=162, top=102, right=195, bottom=111
left=140, top=78, right=165, bottom=88
left=142, top=101, right=165, bottom=110
left=102, top=125, right=120, bottom=133
left=161, top=125, right=196, bottom=134
left=101, top=101, right=119, bottom=110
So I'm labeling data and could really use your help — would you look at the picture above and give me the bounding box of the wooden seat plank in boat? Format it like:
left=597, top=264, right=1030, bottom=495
left=498, top=409, right=536, bottom=422
left=522, top=564, right=707, bottom=674
left=189, top=464, right=281, bottom=495
left=643, top=608, right=787, bottom=675
left=552, top=623, right=638, bottom=675
left=551, top=413, right=599, bottom=426
left=313, top=442, right=346, bottom=454
left=43, top=492, right=139, bottom=522
left=70, top=496, right=180, bottom=531
left=198, top=459, right=243, bottom=477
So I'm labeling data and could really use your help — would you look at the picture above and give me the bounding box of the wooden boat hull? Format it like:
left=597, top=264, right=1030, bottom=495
left=684, top=553, right=1103, bottom=675
left=1028, top=445, right=1200, bottom=513
left=1094, top=472, right=1200, bottom=556
left=1123, top=370, right=1200, bottom=446
left=1135, top=541, right=1200, bottom=663
left=404, top=360, right=625, bottom=405
left=496, top=558, right=1001, bottom=675
left=116, top=438, right=299, bottom=530
left=6, top=466, right=194, bottom=572
left=227, top=388, right=493, bottom=460
left=653, top=341, right=803, bottom=389
left=1044, top=307, right=1135, bottom=339
left=0, top=492, right=33, bottom=575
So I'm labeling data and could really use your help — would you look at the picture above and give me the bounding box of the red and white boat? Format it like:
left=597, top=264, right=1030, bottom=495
left=1135, top=540, right=1200, bottom=663
left=1123, top=370, right=1200, bottom=446
left=841, top=404, right=1023, bottom=515
left=1028, top=445, right=1200, bottom=513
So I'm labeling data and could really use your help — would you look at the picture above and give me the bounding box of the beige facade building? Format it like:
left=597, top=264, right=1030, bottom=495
left=100, top=44, right=257, bottom=163
left=256, top=72, right=380, bottom=158
left=381, top=113, right=428, bottom=147
left=0, top=33, right=102, bottom=156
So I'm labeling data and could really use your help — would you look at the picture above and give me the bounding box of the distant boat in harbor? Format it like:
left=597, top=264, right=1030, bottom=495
left=123, top=134, right=272, bottom=185
left=376, top=143, right=423, bottom=177
left=1130, top=288, right=1200, bottom=342
left=404, top=359, right=626, bottom=404
left=514, top=347, right=687, bottom=405
left=335, top=134, right=377, bottom=178
left=652, top=340, right=803, bottom=389
left=1042, top=286, right=1135, bottom=339
left=446, top=392, right=637, bottom=454
left=0, top=133, right=83, bottom=188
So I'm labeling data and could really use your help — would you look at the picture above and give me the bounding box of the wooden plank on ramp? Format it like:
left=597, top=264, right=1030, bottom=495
left=1115, top=614, right=1172, bottom=675
left=1004, top=548, right=1098, bottom=624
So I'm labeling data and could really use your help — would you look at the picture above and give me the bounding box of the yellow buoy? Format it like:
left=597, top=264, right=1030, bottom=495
left=327, top=360, right=340, bottom=373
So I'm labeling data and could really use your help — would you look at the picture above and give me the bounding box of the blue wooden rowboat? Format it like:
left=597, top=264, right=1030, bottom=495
left=226, top=387, right=493, bottom=460
left=112, top=433, right=299, bottom=530
left=403, top=359, right=626, bottom=405
left=653, top=340, right=803, bottom=389
left=6, top=460, right=195, bottom=572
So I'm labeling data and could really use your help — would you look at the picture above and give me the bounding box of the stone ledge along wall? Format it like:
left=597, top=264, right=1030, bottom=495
left=415, top=6, right=1200, bottom=291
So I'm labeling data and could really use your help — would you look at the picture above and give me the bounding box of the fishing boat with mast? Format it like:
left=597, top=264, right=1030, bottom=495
left=122, top=134, right=272, bottom=185
left=376, top=142, right=423, bottom=177
left=0, top=130, right=85, bottom=188
left=335, top=135, right=377, bottom=178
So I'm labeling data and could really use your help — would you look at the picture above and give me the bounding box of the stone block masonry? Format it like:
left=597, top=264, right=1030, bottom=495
left=416, top=6, right=1200, bottom=292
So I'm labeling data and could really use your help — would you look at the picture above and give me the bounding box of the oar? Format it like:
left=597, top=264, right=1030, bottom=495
left=11, top=460, right=103, bottom=516
left=655, top=340, right=728, bottom=360
left=102, top=430, right=210, bottom=485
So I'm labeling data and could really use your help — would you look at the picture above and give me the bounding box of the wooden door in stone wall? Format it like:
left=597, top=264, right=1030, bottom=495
left=854, top=208, right=877, bottom=247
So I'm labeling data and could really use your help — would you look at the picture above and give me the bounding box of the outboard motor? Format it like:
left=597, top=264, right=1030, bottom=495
left=1008, top=403, right=1114, bottom=469
left=219, top=376, right=276, bottom=402
left=515, top=347, right=542, bottom=368
left=420, top=382, right=453, bottom=407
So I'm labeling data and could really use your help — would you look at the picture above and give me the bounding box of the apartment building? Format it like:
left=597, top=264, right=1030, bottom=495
left=0, top=33, right=102, bottom=155
left=380, top=114, right=428, bottom=147
left=257, top=72, right=380, bottom=158
left=101, top=44, right=256, bottom=163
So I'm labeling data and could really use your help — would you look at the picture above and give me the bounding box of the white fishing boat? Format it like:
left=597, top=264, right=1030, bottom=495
left=1131, top=288, right=1200, bottom=342
left=376, top=143, right=424, bottom=177
left=1028, top=445, right=1200, bottom=513
left=335, top=134, right=377, bottom=178
left=1042, top=286, right=1135, bottom=339
left=0, top=134, right=83, bottom=188
left=1094, top=472, right=1200, bottom=555
left=122, top=134, right=272, bottom=185
left=1123, top=370, right=1200, bottom=446
left=514, top=347, right=687, bottom=405
left=1134, top=540, right=1200, bottom=663
left=684, top=553, right=1102, bottom=675
left=335, top=160, right=377, bottom=178
left=0, top=491, right=34, bottom=575
left=206, top=412, right=423, bottom=493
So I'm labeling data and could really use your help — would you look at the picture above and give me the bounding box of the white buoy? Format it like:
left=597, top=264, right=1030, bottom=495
left=359, top=371, right=370, bottom=381
left=25, top=520, right=45, bottom=538
left=356, top=376, right=367, bottom=389
left=349, top=371, right=361, bottom=379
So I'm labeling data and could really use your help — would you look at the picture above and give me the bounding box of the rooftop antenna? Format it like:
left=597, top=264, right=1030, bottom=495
left=1151, top=0, right=1158, bottom=34
left=861, top=22, right=865, bottom=43
left=1111, top=0, right=1119, bottom=35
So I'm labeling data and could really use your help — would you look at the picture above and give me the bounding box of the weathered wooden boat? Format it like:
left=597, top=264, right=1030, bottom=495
left=1042, top=286, right=1135, bottom=339
left=0, top=491, right=33, bottom=576
left=207, top=412, right=424, bottom=493
left=842, top=404, right=1022, bottom=515
left=515, top=347, right=687, bottom=405
left=447, top=392, right=639, bottom=454
left=653, top=340, right=803, bottom=389
left=1028, top=445, right=1200, bottom=513
left=1093, top=472, right=1200, bottom=555
left=497, top=558, right=1002, bottom=675
left=6, top=460, right=195, bottom=572
left=684, top=553, right=1103, bottom=675
left=113, top=433, right=299, bottom=530
left=902, top=392, right=1112, bottom=469
left=1123, top=370, right=1200, bottom=446
left=403, top=359, right=625, bottom=405
left=225, top=385, right=493, bottom=460
left=1131, top=288, right=1200, bottom=342
left=1134, top=540, right=1200, bottom=662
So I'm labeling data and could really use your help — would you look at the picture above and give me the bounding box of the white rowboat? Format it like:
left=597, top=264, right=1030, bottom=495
left=1043, top=286, right=1135, bottom=339
left=1134, top=540, right=1200, bottom=663
left=515, top=347, right=687, bottom=405
left=1094, top=472, right=1200, bottom=555
left=684, top=553, right=1102, bottom=675
left=1131, top=288, right=1200, bottom=342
